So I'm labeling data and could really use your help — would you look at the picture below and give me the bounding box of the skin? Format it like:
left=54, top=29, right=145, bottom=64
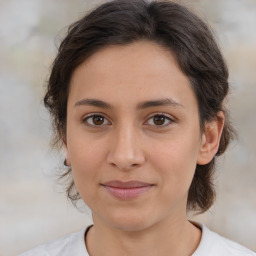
left=64, top=41, right=224, bottom=256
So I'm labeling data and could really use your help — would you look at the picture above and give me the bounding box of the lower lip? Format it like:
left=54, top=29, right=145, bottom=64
left=102, top=185, right=153, bottom=200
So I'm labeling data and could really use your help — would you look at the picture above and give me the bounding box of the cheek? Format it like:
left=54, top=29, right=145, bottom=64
left=148, top=143, right=198, bottom=211
left=67, top=134, right=108, bottom=194
left=67, top=120, right=108, bottom=167
left=149, top=134, right=200, bottom=190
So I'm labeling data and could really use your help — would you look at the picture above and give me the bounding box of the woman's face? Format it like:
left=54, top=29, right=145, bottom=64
left=64, top=41, right=210, bottom=231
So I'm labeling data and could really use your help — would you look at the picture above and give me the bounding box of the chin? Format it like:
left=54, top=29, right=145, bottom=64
left=103, top=209, right=156, bottom=232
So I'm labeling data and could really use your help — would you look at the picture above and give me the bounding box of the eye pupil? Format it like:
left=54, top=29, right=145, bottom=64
left=153, top=115, right=165, bottom=125
left=93, top=116, right=104, bottom=125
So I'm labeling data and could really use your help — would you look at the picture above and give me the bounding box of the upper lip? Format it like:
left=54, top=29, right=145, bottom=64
left=102, top=180, right=153, bottom=188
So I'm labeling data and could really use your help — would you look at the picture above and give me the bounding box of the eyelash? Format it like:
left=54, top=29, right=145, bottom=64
left=81, top=112, right=174, bottom=128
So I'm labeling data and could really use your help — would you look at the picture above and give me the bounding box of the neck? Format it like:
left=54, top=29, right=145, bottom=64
left=86, top=215, right=202, bottom=256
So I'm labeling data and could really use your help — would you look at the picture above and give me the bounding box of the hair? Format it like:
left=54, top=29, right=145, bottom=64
left=44, top=0, right=236, bottom=214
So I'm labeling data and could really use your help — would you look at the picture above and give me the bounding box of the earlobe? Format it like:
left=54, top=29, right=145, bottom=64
left=197, top=112, right=225, bottom=165
left=62, top=137, right=71, bottom=166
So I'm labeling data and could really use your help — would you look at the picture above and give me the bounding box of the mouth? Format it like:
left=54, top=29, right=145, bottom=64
left=101, top=180, right=154, bottom=200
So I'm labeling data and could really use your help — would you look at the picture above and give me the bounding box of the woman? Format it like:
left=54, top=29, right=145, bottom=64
left=19, top=0, right=255, bottom=255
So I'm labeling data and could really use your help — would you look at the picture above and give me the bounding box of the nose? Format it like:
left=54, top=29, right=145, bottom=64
left=106, top=125, right=146, bottom=171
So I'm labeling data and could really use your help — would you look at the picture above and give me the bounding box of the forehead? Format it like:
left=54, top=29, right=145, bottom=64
left=72, top=40, right=181, bottom=83
left=69, top=40, right=197, bottom=111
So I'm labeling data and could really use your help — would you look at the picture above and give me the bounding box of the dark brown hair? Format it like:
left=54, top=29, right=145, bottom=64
left=44, top=0, right=235, bottom=213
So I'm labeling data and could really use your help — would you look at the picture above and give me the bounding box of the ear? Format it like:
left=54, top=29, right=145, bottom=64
left=62, top=136, right=71, bottom=166
left=197, top=111, right=225, bottom=165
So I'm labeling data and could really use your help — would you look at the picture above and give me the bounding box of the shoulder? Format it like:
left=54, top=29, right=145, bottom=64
left=192, top=221, right=256, bottom=256
left=210, top=232, right=256, bottom=256
left=18, top=227, right=90, bottom=256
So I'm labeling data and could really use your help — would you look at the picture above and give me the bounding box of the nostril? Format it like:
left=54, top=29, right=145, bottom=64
left=107, top=153, right=145, bottom=171
left=106, top=131, right=146, bottom=169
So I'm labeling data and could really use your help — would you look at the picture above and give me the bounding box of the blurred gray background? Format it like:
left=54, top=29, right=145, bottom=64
left=0, top=0, right=255, bottom=255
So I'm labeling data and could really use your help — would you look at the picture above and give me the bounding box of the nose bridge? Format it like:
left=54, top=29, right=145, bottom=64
left=107, top=120, right=145, bottom=170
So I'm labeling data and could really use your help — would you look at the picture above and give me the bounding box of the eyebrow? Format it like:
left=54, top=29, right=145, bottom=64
left=74, top=98, right=184, bottom=109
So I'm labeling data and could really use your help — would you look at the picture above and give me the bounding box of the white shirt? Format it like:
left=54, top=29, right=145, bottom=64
left=19, top=222, right=256, bottom=256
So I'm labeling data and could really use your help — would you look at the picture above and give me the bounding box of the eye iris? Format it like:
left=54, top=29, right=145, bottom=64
left=93, top=116, right=104, bottom=125
left=153, top=115, right=165, bottom=125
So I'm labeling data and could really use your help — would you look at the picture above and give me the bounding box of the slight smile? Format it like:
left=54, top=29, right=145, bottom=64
left=101, top=180, right=155, bottom=200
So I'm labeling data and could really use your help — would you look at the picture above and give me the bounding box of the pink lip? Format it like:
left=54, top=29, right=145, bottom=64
left=101, top=180, right=154, bottom=200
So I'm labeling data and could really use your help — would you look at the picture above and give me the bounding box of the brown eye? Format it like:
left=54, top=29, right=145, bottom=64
left=146, top=114, right=173, bottom=127
left=92, top=115, right=104, bottom=125
left=83, top=114, right=109, bottom=126
left=153, top=115, right=166, bottom=125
